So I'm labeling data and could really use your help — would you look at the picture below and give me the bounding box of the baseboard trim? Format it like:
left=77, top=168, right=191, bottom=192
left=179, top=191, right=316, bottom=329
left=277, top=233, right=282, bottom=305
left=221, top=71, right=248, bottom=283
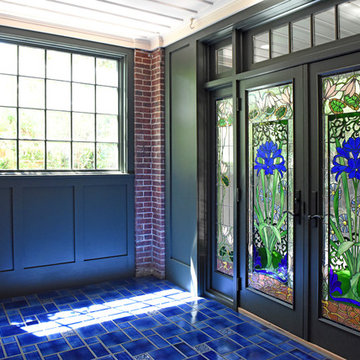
left=237, top=307, right=345, bottom=360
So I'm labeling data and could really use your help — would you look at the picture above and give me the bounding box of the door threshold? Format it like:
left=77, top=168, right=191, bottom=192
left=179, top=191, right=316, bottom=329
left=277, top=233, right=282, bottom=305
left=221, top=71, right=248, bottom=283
left=237, top=307, right=345, bottom=360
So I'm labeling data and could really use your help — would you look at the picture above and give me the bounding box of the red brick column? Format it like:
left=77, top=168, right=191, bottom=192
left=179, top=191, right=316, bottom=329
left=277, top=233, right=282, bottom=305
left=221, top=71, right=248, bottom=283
left=134, top=48, right=165, bottom=278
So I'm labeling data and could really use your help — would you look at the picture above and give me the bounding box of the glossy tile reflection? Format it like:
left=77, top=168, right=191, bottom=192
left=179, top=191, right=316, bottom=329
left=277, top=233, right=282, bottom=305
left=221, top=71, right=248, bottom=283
left=0, top=277, right=330, bottom=359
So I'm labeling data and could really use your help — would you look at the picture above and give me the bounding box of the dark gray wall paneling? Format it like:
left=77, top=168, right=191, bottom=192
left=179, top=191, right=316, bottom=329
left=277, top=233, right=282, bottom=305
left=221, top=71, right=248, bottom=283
left=22, top=186, right=75, bottom=268
left=83, top=185, right=128, bottom=260
left=166, top=42, right=198, bottom=292
left=0, top=187, right=14, bottom=272
left=0, top=175, right=135, bottom=298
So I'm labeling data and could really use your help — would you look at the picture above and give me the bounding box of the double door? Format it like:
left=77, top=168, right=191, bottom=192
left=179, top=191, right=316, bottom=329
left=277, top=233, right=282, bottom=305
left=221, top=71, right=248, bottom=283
left=209, top=54, right=360, bottom=358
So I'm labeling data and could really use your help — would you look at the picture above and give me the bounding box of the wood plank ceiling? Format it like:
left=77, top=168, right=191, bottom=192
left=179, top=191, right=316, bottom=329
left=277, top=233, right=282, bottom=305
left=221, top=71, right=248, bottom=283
left=0, top=0, right=263, bottom=50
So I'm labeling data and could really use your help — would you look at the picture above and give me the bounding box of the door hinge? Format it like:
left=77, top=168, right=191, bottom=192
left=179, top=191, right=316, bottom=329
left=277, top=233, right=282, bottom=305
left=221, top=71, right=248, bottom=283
left=237, top=277, right=241, bottom=290
left=236, top=98, right=241, bottom=112
left=236, top=188, right=240, bottom=202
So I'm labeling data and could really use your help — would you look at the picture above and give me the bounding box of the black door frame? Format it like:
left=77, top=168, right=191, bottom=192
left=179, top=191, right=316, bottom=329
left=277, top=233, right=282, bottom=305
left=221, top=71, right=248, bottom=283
left=238, top=66, right=307, bottom=337
left=201, top=86, right=239, bottom=308
left=308, top=52, right=360, bottom=359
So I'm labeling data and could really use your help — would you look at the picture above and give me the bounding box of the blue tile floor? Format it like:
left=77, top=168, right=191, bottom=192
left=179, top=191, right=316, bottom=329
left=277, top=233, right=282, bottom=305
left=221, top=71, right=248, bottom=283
left=0, top=277, right=332, bottom=360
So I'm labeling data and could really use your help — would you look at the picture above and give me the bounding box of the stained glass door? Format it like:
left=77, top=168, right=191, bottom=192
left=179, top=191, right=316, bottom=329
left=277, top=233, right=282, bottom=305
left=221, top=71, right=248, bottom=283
left=209, top=88, right=236, bottom=300
left=309, top=55, right=360, bottom=358
left=238, top=67, right=305, bottom=336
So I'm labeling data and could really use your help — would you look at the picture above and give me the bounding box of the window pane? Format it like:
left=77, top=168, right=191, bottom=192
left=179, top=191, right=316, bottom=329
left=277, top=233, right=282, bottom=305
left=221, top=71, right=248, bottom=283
left=96, top=58, right=118, bottom=86
left=73, top=113, right=95, bottom=141
left=47, top=141, right=71, bottom=169
left=314, top=8, right=336, bottom=46
left=19, top=77, right=45, bottom=109
left=73, top=54, right=95, bottom=84
left=253, top=32, right=269, bottom=63
left=19, top=140, right=45, bottom=170
left=96, top=115, right=118, bottom=142
left=322, top=70, right=360, bottom=332
left=47, top=111, right=71, bottom=141
left=0, top=43, right=17, bottom=74
left=0, top=107, right=17, bottom=139
left=271, top=25, right=289, bottom=58
left=0, top=140, right=16, bottom=170
left=216, top=44, right=232, bottom=75
left=19, top=109, right=45, bottom=140
left=72, top=83, right=95, bottom=112
left=47, top=80, right=71, bottom=111
left=247, top=83, right=294, bottom=304
left=19, top=46, right=45, bottom=78
left=216, top=98, right=234, bottom=276
left=0, top=75, right=17, bottom=107
left=96, top=86, right=118, bottom=115
left=339, top=0, right=360, bottom=39
left=97, top=143, right=118, bottom=169
left=73, top=142, right=95, bottom=169
left=292, top=17, right=311, bottom=52
left=47, top=50, right=71, bottom=81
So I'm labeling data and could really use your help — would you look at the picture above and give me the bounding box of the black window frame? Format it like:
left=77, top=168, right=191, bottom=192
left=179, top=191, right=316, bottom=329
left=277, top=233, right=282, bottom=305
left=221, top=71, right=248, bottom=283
left=0, top=26, right=134, bottom=175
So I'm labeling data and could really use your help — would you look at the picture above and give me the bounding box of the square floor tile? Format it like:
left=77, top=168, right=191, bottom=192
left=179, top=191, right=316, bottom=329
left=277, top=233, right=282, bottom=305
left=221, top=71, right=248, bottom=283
left=60, top=346, right=94, bottom=360
left=150, top=345, right=185, bottom=360
left=156, top=323, right=185, bottom=338
left=0, top=278, right=330, bottom=360
left=174, top=342, right=198, bottom=357
left=99, top=330, right=130, bottom=347
left=231, top=322, right=263, bottom=337
left=237, top=344, right=273, bottom=360
left=38, top=339, right=70, bottom=356
left=179, top=330, right=211, bottom=346
left=122, top=338, right=156, bottom=356
left=207, top=337, right=241, bottom=354
left=76, top=324, right=106, bottom=338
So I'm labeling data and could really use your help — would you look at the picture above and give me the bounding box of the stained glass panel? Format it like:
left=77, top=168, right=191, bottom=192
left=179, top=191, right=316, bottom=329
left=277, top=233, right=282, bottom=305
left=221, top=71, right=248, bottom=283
left=216, top=98, right=234, bottom=276
left=247, top=83, right=294, bottom=304
left=322, top=70, right=360, bottom=331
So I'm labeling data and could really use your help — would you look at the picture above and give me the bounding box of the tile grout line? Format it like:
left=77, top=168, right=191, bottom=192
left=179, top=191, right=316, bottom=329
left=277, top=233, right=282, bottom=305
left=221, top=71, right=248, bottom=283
left=237, top=307, right=344, bottom=360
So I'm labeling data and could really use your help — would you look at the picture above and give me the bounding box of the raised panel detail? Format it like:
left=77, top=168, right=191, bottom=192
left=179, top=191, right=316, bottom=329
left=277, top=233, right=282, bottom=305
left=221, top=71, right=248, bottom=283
left=83, top=185, right=127, bottom=260
left=0, top=188, right=13, bottom=271
left=170, top=45, right=197, bottom=267
left=22, top=186, right=75, bottom=268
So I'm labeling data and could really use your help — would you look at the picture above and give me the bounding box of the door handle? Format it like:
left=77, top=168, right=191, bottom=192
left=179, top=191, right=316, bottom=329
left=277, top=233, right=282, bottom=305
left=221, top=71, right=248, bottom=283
left=309, top=191, right=322, bottom=227
left=284, top=190, right=301, bottom=224
left=308, top=214, right=324, bottom=220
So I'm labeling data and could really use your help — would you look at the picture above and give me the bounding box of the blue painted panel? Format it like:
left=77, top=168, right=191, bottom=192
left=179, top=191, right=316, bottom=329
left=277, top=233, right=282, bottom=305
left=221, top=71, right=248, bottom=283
left=83, top=185, right=127, bottom=260
left=22, top=186, right=75, bottom=268
left=169, top=44, right=197, bottom=267
left=0, top=187, right=13, bottom=271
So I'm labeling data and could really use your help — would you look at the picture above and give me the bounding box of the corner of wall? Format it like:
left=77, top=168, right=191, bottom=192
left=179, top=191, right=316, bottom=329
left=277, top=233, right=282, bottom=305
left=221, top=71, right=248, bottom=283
left=134, top=48, right=166, bottom=279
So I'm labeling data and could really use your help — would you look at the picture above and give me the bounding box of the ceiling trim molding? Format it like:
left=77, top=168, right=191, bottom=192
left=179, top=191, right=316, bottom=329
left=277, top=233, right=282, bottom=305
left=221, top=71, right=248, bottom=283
left=0, top=0, right=264, bottom=51
left=0, top=16, right=152, bottom=50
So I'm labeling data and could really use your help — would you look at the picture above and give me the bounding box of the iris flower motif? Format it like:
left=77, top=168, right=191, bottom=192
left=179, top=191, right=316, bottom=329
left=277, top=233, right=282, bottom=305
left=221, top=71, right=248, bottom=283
left=254, top=141, right=286, bottom=178
left=329, top=267, right=343, bottom=295
left=332, top=137, right=360, bottom=181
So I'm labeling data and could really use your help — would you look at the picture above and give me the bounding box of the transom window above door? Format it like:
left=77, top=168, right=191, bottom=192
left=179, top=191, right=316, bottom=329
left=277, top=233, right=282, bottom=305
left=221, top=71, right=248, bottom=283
left=0, top=41, right=124, bottom=172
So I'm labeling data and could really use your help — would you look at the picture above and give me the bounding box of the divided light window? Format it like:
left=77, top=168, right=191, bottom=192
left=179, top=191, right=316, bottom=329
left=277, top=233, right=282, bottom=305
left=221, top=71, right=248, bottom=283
left=0, top=41, right=122, bottom=171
